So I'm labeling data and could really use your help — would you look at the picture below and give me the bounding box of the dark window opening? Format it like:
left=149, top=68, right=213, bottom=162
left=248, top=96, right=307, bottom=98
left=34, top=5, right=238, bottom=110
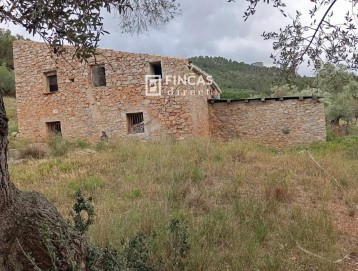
left=127, top=113, right=144, bottom=134
left=47, top=73, right=58, bottom=92
left=149, top=62, right=163, bottom=78
left=46, top=121, right=62, bottom=136
left=92, top=65, right=106, bottom=87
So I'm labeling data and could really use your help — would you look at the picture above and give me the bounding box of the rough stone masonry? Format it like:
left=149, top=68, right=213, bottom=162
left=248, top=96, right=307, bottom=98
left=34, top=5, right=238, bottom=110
left=13, top=40, right=326, bottom=147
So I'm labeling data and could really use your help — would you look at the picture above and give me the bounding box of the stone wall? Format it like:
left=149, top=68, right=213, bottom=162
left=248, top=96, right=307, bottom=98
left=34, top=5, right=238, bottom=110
left=13, top=41, right=327, bottom=147
left=209, top=98, right=326, bottom=147
left=13, top=41, right=216, bottom=141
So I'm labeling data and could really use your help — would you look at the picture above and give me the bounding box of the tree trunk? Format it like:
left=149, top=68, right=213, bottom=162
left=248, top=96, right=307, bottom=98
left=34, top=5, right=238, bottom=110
left=330, top=118, right=343, bottom=136
left=0, top=94, right=87, bottom=270
left=0, top=97, right=14, bottom=206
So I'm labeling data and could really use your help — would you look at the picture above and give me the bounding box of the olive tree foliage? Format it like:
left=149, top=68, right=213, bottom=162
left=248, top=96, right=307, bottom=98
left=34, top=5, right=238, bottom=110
left=0, top=28, right=23, bottom=69
left=314, top=63, right=357, bottom=124
left=0, top=0, right=180, bottom=61
left=231, top=0, right=358, bottom=73
left=0, top=62, right=15, bottom=96
left=269, top=63, right=358, bottom=127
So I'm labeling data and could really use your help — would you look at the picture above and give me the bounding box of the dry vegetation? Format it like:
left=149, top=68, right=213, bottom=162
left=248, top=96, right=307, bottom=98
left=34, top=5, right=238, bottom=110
left=4, top=97, right=358, bottom=270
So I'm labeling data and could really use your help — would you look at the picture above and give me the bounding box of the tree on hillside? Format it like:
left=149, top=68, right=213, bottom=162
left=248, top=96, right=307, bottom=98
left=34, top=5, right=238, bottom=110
left=0, top=28, right=23, bottom=69
left=314, top=63, right=358, bottom=130
left=234, top=0, right=358, bottom=72
left=0, top=1, right=179, bottom=269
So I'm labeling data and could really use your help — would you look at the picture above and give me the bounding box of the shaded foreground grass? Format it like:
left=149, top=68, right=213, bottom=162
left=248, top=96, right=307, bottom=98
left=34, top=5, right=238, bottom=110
left=8, top=136, right=358, bottom=270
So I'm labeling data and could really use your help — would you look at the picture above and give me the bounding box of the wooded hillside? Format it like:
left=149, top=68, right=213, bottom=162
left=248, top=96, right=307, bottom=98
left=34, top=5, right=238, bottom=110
left=190, top=56, right=314, bottom=98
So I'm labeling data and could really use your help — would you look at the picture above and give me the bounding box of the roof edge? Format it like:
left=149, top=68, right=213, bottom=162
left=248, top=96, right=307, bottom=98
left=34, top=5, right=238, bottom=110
left=208, top=96, right=323, bottom=103
left=188, top=64, right=222, bottom=94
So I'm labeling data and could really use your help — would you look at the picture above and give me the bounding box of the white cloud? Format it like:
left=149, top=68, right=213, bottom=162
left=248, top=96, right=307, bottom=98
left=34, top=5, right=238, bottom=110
left=1, top=0, right=354, bottom=76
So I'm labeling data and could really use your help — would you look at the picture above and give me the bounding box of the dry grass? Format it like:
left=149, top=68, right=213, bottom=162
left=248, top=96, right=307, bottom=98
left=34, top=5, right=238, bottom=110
left=4, top=96, right=358, bottom=270
left=8, top=136, right=358, bottom=270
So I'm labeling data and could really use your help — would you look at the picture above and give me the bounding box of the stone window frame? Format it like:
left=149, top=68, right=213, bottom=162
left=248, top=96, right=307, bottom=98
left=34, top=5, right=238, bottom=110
left=44, top=70, right=59, bottom=93
left=91, top=64, right=107, bottom=87
left=127, top=112, right=145, bottom=134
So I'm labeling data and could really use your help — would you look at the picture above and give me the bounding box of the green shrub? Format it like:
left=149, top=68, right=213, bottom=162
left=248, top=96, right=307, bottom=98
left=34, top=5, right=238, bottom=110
left=75, top=139, right=90, bottom=149
left=95, top=141, right=107, bottom=151
left=168, top=219, right=190, bottom=271
left=72, top=190, right=95, bottom=235
left=124, top=232, right=153, bottom=271
left=87, top=244, right=122, bottom=271
left=49, top=135, right=72, bottom=157
left=191, top=167, right=204, bottom=182
left=129, top=188, right=142, bottom=199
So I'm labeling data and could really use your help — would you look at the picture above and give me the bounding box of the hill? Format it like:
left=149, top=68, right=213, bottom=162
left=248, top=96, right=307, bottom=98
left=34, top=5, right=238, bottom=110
left=190, top=56, right=314, bottom=98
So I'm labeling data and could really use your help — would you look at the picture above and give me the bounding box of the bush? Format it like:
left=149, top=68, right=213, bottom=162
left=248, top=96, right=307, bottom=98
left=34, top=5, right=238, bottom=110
left=72, top=190, right=95, bottom=235
left=75, top=139, right=90, bottom=149
left=49, top=135, right=72, bottom=156
left=21, top=144, right=48, bottom=159
left=0, top=62, right=15, bottom=96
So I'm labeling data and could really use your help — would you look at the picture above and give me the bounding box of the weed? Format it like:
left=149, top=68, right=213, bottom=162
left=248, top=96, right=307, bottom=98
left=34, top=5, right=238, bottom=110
left=129, top=188, right=142, bottom=199
left=49, top=135, right=72, bottom=157
left=168, top=219, right=190, bottom=271
left=282, top=127, right=290, bottom=135
left=212, top=154, right=222, bottom=162
left=58, top=160, right=77, bottom=173
left=87, top=244, right=122, bottom=271
left=191, top=167, right=204, bottom=182
left=72, top=190, right=95, bottom=235
left=21, top=144, right=47, bottom=159
left=123, top=232, right=153, bottom=271
left=172, top=170, right=188, bottom=183
left=95, top=141, right=107, bottom=151
left=75, top=139, right=90, bottom=149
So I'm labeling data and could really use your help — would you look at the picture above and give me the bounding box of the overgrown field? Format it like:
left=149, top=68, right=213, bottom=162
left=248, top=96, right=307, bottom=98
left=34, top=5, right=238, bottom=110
left=4, top=97, right=358, bottom=270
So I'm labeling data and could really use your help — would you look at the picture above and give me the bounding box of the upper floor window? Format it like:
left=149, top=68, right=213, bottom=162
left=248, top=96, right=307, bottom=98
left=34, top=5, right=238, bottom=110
left=149, top=61, right=163, bottom=78
left=46, top=72, right=58, bottom=92
left=91, top=65, right=106, bottom=87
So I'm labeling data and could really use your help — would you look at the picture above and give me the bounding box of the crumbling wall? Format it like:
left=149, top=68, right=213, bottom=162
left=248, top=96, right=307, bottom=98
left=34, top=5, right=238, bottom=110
left=209, top=98, right=326, bottom=147
left=13, top=41, right=212, bottom=141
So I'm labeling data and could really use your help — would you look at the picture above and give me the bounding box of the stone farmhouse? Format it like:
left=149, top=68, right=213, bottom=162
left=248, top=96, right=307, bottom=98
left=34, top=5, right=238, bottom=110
left=13, top=41, right=326, bottom=147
